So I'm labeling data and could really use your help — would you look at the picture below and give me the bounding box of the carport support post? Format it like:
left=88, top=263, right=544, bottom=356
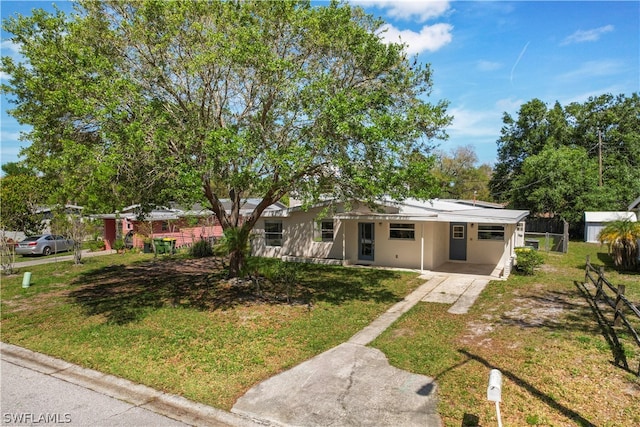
left=420, top=223, right=424, bottom=272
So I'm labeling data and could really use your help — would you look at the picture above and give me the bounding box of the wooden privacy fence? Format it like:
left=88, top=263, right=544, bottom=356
left=584, top=255, right=640, bottom=375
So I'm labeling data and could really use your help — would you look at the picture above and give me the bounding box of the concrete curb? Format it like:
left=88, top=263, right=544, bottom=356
left=0, top=342, right=263, bottom=427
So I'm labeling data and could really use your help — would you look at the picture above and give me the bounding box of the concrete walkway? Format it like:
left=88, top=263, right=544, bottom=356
left=418, top=273, right=490, bottom=315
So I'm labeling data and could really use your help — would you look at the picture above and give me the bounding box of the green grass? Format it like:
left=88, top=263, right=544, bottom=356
left=2, top=243, right=638, bottom=424
left=373, top=241, right=640, bottom=427
left=1, top=253, right=421, bottom=409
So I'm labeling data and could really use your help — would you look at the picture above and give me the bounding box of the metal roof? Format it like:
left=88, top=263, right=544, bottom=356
left=270, top=199, right=529, bottom=224
left=584, top=211, right=637, bottom=223
left=93, top=199, right=287, bottom=221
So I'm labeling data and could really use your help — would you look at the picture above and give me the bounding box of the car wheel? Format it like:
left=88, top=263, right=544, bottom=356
left=42, top=246, right=52, bottom=256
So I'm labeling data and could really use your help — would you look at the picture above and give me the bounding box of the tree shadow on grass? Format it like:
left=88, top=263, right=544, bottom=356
left=458, top=349, right=596, bottom=427
left=574, top=280, right=634, bottom=375
left=576, top=251, right=640, bottom=276
left=69, top=258, right=402, bottom=325
left=497, top=288, right=602, bottom=333
left=295, top=263, right=402, bottom=305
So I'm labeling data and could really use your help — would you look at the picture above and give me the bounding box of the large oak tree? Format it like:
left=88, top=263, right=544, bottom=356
left=2, top=0, right=451, bottom=276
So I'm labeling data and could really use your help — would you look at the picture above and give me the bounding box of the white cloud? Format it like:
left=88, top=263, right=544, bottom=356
left=448, top=98, right=525, bottom=140
left=379, top=23, right=453, bottom=54
left=0, top=145, right=23, bottom=157
left=559, top=85, right=628, bottom=105
left=1, top=130, right=22, bottom=141
left=558, top=60, right=623, bottom=80
left=448, top=106, right=501, bottom=139
left=1, top=40, right=24, bottom=73
left=476, top=60, right=502, bottom=72
left=1, top=40, right=20, bottom=54
left=495, top=97, right=524, bottom=113
left=356, top=0, right=451, bottom=23
left=561, top=25, right=614, bottom=45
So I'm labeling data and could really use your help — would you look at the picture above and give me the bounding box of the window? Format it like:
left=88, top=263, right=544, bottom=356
left=478, top=224, right=505, bottom=241
left=316, top=220, right=334, bottom=242
left=452, top=225, right=465, bottom=239
left=264, top=220, right=283, bottom=246
left=389, top=223, right=415, bottom=240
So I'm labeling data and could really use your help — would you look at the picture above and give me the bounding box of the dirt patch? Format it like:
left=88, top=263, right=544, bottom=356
left=3, top=288, right=69, bottom=313
left=460, top=287, right=588, bottom=347
left=459, top=320, right=495, bottom=347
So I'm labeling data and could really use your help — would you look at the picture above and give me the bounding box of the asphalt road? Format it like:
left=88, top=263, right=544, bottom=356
left=0, top=343, right=258, bottom=427
left=10, top=249, right=116, bottom=269
left=1, top=358, right=189, bottom=426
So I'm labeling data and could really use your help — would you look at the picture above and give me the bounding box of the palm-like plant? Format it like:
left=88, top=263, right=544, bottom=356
left=598, top=219, right=640, bottom=270
left=215, top=227, right=251, bottom=278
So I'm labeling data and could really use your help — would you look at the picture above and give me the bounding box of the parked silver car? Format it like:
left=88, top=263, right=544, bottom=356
left=15, top=234, right=74, bottom=256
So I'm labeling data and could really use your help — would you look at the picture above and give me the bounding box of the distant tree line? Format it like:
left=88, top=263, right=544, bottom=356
left=489, top=93, right=640, bottom=227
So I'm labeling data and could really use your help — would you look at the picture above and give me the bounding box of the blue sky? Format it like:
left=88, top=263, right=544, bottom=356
left=1, top=1, right=639, bottom=170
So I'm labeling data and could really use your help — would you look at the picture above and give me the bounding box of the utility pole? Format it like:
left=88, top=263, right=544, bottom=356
left=598, top=129, right=603, bottom=187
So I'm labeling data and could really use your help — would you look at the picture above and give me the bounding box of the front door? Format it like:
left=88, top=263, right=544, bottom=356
left=449, top=222, right=467, bottom=261
left=358, top=222, right=375, bottom=261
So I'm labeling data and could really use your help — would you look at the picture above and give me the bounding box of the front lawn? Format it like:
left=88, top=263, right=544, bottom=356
left=2, top=243, right=638, bottom=426
left=0, top=253, right=421, bottom=409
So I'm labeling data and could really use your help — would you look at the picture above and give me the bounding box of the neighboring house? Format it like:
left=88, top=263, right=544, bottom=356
left=252, top=199, right=529, bottom=279
left=36, top=204, right=84, bottom=220
left=584, top=211, right=638, bottom=243
left=1, top=204, right=85, bottom=247
left=94, top=199, right=286, bottom=250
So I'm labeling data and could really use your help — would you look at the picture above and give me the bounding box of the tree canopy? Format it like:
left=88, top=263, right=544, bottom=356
left=0, top=174, right=46, bottom=236
left=432, top=145, right=492, bottom=201
left=2, top=0, right=451, bottom=276
left=490, top=93, right=640, bottom=224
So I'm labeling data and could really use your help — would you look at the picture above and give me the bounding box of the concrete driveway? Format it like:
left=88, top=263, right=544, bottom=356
left=232, top=267, right=495, bottom=426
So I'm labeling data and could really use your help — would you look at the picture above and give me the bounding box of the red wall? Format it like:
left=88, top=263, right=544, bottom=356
left=103, top=219, right=116, bottom=250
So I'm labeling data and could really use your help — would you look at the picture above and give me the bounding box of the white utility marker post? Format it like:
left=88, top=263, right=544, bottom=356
left=487, top=369, right=503, bottom=427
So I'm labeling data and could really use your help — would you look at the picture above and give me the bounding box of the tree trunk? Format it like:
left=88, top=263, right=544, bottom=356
left=228, top=248, right=245, bottom=279
left=222, top=225, right=251, bottom=279
left=73, top=242, right=83, bottom=265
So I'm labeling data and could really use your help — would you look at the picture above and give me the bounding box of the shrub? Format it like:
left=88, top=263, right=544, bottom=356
left=598, top=219, right=640, bottom=271
left=515, top=247, right=544, bottom=275
left=87, top=239, right=106, bottom=252
left=113, top=238, right=125, bottom=251
left=190, top=239, right=213, bottom=258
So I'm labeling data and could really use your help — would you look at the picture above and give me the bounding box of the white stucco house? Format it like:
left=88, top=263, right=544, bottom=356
left=251, top=199, right=529, bottom=279
left=583, top=211, right=638, bottom=243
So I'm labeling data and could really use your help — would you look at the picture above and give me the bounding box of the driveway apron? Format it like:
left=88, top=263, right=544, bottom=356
left=232, top=271, right=493, bottom=426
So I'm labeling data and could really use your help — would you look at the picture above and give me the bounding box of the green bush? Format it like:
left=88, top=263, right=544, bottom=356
left=113, top=238, right=125, bottom=251
left=515, top=247, right=544, bottom=275
left=87, top=239, right=106, bottom=252
left=190, top=239, right=213, bottom=258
